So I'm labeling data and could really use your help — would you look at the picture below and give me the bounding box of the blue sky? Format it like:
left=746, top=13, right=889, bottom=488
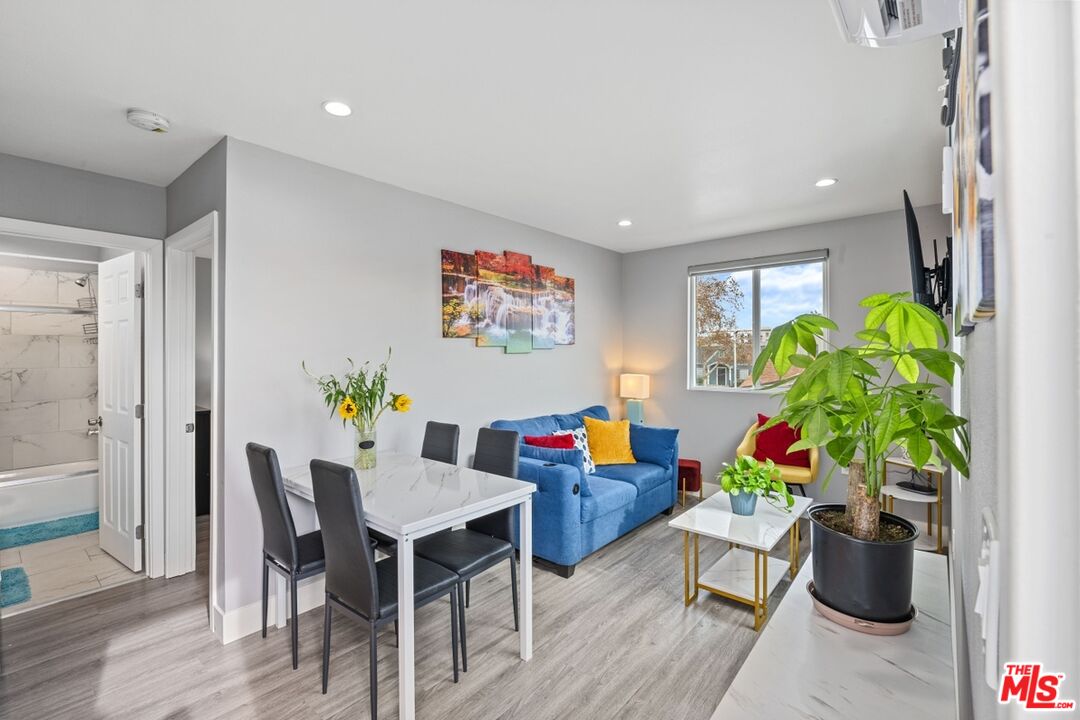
left=709, top=261, right=823, bottom=330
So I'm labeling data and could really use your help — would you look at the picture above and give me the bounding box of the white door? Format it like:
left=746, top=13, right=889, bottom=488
left=98, top=252, right=144, bottom=571
left=164, top=244, right=196, bottom=577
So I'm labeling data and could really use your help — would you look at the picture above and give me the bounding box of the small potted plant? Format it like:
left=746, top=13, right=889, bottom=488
left=718, top=456, right=795, bottom=516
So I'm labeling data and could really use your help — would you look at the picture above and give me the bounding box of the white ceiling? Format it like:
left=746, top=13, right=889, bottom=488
left=0, top=1, right=946, bottom=252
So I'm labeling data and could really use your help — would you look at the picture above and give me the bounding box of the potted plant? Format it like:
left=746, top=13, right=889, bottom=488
left=718, top=456, right=795, bottom=516
left=751, top=292, right=969, bottom=624
left=304, top=349, right=412, bottom=469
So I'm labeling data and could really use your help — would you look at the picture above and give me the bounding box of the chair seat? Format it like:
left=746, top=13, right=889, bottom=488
left=295, top=530, right=326, bottom=574
left=592, top=462, right=668, bottom=496
left=776, top=464, right=812, bottom=485
left=373, top=556, right=459, bottom=617
left=415, top=529, right=513, bottom=579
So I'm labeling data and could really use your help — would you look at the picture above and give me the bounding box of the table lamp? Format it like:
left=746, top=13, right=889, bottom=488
left=619, top=373, right=651, bottom=425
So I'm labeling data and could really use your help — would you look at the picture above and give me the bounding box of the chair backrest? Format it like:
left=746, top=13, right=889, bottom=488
left=310, top=459, right=381, bottom=620
left=466, top=428, right=520, bottom=541
left=421, top=421, right=460, bottom=465
left=246, top=442, right=300, bottom=569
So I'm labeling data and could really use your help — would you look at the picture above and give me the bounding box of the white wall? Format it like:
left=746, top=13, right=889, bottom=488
left=621, top=204, right=949, bottom=503
left=220, top=139, right=624, bottom=612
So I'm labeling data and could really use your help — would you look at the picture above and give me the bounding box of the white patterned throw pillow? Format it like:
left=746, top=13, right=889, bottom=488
left=555, top=427, right=596, bottom=474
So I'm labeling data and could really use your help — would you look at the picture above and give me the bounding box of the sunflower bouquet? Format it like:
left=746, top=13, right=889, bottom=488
left=304, top=349, right=411, bottom=469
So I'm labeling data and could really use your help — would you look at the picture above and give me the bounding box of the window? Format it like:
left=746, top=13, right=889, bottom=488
left=689, top=250, right=827, bottom=390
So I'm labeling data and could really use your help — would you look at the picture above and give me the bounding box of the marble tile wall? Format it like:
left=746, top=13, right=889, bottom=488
left=0, top=267, right=97, bottom=470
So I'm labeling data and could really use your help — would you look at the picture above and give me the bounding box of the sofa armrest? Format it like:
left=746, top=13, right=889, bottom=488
left=514, top=457, right=583, bottom=566
left=629, top=425, right=679, bottom=468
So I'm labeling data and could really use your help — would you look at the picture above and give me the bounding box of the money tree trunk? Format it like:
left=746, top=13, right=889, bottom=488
left=846, top=459, right=880, bottom=541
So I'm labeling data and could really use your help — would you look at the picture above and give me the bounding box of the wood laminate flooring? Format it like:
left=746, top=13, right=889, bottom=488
left=0, top=502, right=810, bottom=720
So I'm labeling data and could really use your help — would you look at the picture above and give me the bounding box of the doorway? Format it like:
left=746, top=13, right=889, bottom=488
left=0, top=219, right=163, bottom=615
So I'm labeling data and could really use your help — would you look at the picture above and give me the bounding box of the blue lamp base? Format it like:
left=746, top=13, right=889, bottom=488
left=626, top=399, right=645, bottom=425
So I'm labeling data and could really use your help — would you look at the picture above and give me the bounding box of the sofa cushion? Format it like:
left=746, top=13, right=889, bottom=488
left=491, top=414, right=560, bottom=438
left=580, top=476, right=637, bottom=523
left=583, top=416, right=636, bottom=465
left=754, top=413, right=811, bottom=468
left=629, top=424, right=679, bottom=468
left=552, top=405, right=610, bottom=431
left=554, top=427, right=596, bottom=474
left=593, top=462, right=668, bottom=496
left=518, top=445, right=592, bottom=496
left=524, top=433, right=575, bottom=449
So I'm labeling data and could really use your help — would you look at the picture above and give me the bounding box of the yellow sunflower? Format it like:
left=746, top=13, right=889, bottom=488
left=392, top=394, right=412, bottom=413
left=338, top=397, right=358, bottom=420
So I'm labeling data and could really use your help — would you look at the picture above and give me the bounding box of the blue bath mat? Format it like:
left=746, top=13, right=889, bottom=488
left=1, top=567, right=31, bottom=608
left=0, top=512, right=99, bottom=550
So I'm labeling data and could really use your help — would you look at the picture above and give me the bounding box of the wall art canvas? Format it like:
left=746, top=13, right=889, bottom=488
left=441, top=249, right=478, bottom=338
left=441, top=248, right=575, bottom=354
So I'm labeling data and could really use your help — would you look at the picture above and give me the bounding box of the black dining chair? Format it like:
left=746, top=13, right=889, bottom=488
left=311, top=459, right=460, bottom=718
left=246, top=442, right=326, bottom=670
left=415, top=427, right=520, bottom=671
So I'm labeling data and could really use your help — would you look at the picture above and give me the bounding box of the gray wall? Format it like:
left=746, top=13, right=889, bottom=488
left=0, top=153, right=165, bottom=238
left=221, top=139, right=624, bottom=612
left=621, top=205, right=950, bottom=503
left=954, top=321, right=1000, bottom=718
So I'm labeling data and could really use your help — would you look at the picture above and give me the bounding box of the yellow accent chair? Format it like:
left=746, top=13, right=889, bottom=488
left=736, top=421, right=819, bottom=496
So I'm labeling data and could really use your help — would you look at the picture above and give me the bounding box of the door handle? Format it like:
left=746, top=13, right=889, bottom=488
left=87, top=427, right=100, bottom=437
left=88, top=416, right=103, bottom=428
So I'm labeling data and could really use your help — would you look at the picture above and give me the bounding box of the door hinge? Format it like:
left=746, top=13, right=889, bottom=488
left=135, top=403, right=144, bottom=419
left=185, top=422, right=195, bottom=433
left=135, top=282, right=144, bottom=299
left=135, top=524, right=144, bottom=540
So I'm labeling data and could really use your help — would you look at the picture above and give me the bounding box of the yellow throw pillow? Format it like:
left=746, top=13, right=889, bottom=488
left=583, top=416, right=636, bottom=465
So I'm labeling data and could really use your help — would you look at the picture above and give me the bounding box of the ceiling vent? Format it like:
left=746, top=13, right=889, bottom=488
left=126, top=108, right=170, bottom=133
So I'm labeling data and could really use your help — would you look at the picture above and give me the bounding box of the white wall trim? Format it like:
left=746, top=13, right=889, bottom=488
left=219, top=576, right=324, bottom=645
left=0, top=215, right=165, bottom=577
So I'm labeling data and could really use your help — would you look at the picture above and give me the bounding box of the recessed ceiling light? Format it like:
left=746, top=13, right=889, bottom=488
left=617, top=219, right=633, bottom=228
left=815, top=177, right=839, bottom=188
left=322, top=101, right=352, bottom=117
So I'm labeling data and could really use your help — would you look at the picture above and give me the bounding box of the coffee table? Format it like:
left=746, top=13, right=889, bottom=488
left=669, top=492, right=813, bottom=630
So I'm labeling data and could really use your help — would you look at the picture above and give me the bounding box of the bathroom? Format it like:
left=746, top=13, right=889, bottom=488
left=0, top=255, right=141, bottom=616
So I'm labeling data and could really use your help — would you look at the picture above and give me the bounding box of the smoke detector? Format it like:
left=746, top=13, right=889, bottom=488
left=126, top=108, right=170, bottom=134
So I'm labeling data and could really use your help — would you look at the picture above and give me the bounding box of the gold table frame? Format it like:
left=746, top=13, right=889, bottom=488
left=682, top=520, right=801, bottom=631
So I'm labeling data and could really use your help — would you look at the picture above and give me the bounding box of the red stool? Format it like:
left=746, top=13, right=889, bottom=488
left=677, top=459, right=703, bottom=506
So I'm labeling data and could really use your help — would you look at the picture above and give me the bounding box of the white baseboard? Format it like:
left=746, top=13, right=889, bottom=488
left=218, top=576, right=325, bottom=645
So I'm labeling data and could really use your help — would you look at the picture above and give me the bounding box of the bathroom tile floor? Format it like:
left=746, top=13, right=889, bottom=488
left=0, top=530, right=142, bottom=617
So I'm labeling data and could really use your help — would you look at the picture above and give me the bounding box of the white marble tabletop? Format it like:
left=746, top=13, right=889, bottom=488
left=668, top=492, right=814, bottom=551
left=282, top=451, right=535, bottom=538
left=711, top=551, right=954, bottom=720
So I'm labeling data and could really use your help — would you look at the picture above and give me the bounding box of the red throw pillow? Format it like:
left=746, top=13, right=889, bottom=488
left=752, top=413, right=812, bottom=468
left=524, top=433, right=576, bottom=450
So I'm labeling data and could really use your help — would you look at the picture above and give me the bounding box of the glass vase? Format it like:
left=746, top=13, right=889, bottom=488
left=354, top=426, right=377, bottom=470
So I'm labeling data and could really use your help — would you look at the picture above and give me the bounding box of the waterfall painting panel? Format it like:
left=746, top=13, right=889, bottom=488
left=531, top=265, right=557, bottom=350
left=552, top=275, right=575, bottom=345
left=501, top=252, right=535, bottom=354
left=475, top=251, right=510, bottom=348
left=441, top=250, right=478, bottom=338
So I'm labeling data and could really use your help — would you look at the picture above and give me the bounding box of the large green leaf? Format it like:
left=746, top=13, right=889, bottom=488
left=806, top=406, right=830, bottom=445
left=909, top=348, right=956, bottom=384
left=827, top=350, right=854, bottom=396
left=904, top=306, right=938, bottom=349
left=907, top=432, right=932, bottom=469
left=893, top=353, right=919, bottom=382
left=860, top=293, right=894, bottom=308
left=865, top=301, right=895, bottom=331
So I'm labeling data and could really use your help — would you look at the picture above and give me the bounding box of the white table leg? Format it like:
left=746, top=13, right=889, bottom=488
left=397, top=535, right=416, bottom=720
left=520, top=495, right=533, bottom=661
left=275, top=575, right=287, bottom=629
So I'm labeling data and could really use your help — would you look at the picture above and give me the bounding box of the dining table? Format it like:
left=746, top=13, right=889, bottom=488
left=281, top=451, right=536, bottom=720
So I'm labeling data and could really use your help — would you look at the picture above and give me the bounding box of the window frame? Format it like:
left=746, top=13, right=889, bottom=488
left=686, top=249, right=830, bottom=392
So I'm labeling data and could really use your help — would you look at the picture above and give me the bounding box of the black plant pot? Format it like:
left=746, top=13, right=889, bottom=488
left=809, top=503, right=919, bottom=623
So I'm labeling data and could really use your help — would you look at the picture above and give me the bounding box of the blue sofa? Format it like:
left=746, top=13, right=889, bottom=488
left=492, top=406, right=679, bottom=577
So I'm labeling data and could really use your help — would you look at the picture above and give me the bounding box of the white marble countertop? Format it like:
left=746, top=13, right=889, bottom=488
left=711, top=551, right=954, bottom=720
left=668, top=493, right=814, bottom=551
left=282, top=451, right=535, bottom=538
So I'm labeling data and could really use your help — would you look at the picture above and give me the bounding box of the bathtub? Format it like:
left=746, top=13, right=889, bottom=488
left=0, top=461, right=99, bottom=528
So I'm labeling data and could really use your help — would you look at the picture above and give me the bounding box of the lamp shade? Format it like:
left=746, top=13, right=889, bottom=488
left=619, top=373, right=651, bottom=400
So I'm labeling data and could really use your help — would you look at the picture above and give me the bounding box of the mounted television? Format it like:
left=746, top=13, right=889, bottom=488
left=904, top=190, right=951, bottom=317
